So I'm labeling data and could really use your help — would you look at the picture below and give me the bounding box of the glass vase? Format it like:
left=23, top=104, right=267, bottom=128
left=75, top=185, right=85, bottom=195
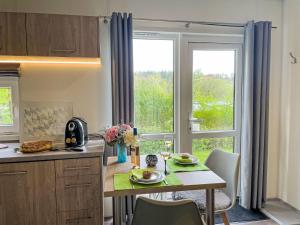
left=117, top=143, right=127, bottom=163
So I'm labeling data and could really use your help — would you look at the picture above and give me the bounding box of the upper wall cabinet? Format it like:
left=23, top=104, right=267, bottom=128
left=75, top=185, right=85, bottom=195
left=26, top=13, right=100, bottom=57
left=0, top=12, right=27, bottom=56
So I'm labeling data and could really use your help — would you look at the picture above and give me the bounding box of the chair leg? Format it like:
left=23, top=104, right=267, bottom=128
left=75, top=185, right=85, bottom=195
left=220, top=211, right=230, bottom=225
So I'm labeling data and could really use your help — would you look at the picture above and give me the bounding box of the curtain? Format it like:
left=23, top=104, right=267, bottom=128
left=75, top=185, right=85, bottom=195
left=110, top=12, right=135, bottom=225
left=111, top=12, right=134, bottom=126
left=240, top=21, right=271, bottom=209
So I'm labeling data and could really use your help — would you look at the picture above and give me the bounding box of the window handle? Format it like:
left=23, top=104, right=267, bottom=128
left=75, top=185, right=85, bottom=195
left=188, top=112, right=203, bottom=132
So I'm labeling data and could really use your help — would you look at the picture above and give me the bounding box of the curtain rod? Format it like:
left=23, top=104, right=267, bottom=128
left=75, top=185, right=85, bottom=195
left=99, top=15, right=278, bottom=29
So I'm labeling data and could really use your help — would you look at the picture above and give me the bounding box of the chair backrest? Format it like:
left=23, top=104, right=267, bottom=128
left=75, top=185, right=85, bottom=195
left=132, top=196, right=204, bottom=225
left=205, top=149, right=240, bottom=208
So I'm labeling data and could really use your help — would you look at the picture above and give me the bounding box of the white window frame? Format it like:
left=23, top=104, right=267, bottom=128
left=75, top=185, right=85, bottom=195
left=180, top=34, right=243, bottom=154
left=133, top=32, right=180, bottom=151
left=0, top=77, right=20, bottom=139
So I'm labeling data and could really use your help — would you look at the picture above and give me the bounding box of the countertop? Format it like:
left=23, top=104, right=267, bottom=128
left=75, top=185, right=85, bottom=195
left=0, top=140, right=104, bottom=163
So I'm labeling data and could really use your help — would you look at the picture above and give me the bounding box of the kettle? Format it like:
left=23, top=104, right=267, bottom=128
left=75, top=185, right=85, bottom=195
left=65, top=117, right=88, bottom=147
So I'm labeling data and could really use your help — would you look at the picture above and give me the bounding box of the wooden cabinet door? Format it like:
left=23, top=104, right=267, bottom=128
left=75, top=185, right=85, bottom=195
left=31, top=161, right=57, bottom=225
left=0, top=13, right=6, bottom=55
left=0, top=12, right=26, bottom=56
left=27, top=13, right=99, bottom=57
left=49, top=14, right=81, bottom=57
left=0, top=161, right=56, bottom=225
left=26, top=13, right=51, bottom=56
left=80, top=16, right=99, bottom=57
left=0, top=163, right=34, bottom=225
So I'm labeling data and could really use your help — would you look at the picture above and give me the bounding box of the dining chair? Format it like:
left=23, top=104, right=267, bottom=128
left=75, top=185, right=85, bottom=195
left=132, top=196, right=206, bottom=225
left=173, top=149, right=240, bottom=225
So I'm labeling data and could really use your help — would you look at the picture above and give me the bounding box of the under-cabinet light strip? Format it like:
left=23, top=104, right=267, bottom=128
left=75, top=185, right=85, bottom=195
left=0, top=56, right=101, bottom=65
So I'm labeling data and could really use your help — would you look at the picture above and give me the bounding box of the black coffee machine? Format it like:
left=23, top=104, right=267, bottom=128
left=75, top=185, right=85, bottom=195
left=65, top=117, right=88, bottom=147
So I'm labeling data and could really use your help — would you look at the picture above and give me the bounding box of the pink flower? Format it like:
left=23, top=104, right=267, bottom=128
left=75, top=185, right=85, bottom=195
left=120, top=124, right=131, bottom=130
left=105, top=126, right=119, bottom=143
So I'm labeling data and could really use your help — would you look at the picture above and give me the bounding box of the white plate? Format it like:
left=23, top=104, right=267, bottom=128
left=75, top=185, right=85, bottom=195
left=173, top=154, right=199, bottom=165
left=130, top=171, right=165, bottom=184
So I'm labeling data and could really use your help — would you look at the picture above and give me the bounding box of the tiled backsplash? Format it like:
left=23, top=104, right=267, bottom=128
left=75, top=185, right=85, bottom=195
left=21, top=101, right=73, bottom=141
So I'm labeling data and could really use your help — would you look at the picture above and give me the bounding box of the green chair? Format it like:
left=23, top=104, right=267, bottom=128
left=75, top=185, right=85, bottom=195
left=132, top=196, right=205, bottom=225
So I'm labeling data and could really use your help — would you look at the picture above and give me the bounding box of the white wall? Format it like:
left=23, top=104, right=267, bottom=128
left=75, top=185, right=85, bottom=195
left=278, top=0, right=300, bottom=210
left=0, top=0, right=283, bottom=199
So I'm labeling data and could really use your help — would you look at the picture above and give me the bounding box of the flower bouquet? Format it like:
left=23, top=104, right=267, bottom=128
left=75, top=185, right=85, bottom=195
left=102, top=124, right=137, bottom=163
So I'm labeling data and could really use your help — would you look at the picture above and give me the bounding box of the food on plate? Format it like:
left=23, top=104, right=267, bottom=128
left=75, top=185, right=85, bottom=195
left=142, top=170, right=152, bottom=179
left=181, top=153, right=190, bottom=159
left=21, top=140, right=53, bottom=153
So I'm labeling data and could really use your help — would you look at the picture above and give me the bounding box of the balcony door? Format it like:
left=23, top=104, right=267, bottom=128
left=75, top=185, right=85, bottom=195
left=180, top=41, right=242, bottom=162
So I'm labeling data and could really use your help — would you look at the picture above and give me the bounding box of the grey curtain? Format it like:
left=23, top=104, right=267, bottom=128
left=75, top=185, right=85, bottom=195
left=240, top=21, right=271, bottom=209
left=110, top=12, right=135, bottom=225
left=111, top=12, right=134, bottom=126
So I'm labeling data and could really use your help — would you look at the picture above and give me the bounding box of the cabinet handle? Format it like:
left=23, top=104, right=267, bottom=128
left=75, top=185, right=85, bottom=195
left=0, top=171, right=27, bottom=176
left=64, top=166, right=91, bottom=171
left=50, top=49, right=76, bottom=53
left=65, top=183, right=92, bottom=189
left=66, top=216, right=92, bottom=224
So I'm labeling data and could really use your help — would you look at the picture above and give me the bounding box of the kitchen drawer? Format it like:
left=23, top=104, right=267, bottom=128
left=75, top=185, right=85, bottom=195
left=57, top=209, right=100, bottom=225
left=56, top=175, right=100, bottom=211
left=55, top=158, right=100, bottom=177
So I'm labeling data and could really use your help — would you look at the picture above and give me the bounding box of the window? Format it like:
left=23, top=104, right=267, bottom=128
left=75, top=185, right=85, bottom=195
left=133, top=33, right=178, bottom=154
left=133, top=32, right=242, bottom=160
left=0, top=77, right=19, bottom=136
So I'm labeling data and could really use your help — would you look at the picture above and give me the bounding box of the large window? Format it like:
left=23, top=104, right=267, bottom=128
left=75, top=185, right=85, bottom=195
left=133, top=34, right=176, bottom=154
left=133, top=32, right=242, bottom=160
left=0, top=77, right=19, bottom=136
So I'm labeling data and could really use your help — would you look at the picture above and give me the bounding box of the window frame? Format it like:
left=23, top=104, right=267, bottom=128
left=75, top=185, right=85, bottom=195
left=133, top=32, right=180, bottom=151
left=0, top=77, right=20, bottom=138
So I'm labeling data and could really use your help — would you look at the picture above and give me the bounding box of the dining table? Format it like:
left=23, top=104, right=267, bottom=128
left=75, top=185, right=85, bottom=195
left=103, top=155, right=226, bottom=225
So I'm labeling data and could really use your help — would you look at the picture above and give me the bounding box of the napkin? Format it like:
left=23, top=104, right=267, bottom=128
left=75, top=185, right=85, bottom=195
left=130, top=168, right=154, bottom=179
left=173, top=154, right=193, bottom=163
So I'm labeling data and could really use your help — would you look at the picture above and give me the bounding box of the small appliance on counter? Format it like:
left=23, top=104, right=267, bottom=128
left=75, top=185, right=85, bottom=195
left=65, top=117, right=88, bottom=147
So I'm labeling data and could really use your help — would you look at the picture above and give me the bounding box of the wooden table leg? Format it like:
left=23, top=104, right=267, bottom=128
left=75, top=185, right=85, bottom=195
left=206, top=189, right=215, bottom=225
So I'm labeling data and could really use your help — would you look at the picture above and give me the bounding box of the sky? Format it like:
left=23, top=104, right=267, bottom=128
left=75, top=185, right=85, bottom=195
left=133, top=39, right=235, bottom=76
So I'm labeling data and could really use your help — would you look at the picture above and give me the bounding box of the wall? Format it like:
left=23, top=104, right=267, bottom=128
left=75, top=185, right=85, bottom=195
left=278, top=0, right=300, bottom=210
left=0, top=0, right=282, bottom=199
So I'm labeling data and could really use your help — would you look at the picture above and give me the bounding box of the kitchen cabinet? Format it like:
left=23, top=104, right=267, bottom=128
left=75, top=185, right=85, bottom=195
left=26, top=13, right=99, bottom=57
left=0, top=150, right=103, bottom=225
left=0, top=161, right=56, bottom=225
left=0, top=12, right=27, bottom=56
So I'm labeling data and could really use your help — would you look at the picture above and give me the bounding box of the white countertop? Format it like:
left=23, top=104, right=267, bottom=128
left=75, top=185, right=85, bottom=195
left=0, top=140, right=105, bottom=163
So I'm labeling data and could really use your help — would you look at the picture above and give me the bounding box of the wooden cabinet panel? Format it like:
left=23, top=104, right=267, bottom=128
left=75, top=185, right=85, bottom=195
left=55, top=157, right=100, bottom=177
left=32, top=161, right=57, bottom=225
left=26, top=13, right=99, bottom=57
left=56, top=175, right=100, bottom=211
left=0, top=13, right=6, bottom=55
left=57, top=209, right=100, bottom=225
left=0, top=161, right=56, bottom=225
left=6, top=13, right=27, bottom=55
left=49, top=15, right=81, bottom=57
left=26, top=13, right=50, bottom=56
left=0, top=163, right=34, bottom=225
left=0, top=12, right=26, bottom=56
left=80, top=16, right=99, bottom=57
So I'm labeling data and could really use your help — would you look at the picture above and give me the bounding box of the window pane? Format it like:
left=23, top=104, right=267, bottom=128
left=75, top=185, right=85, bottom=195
left=0, top=87, right=13, bottom=126
left=133, top=39, right=174, bottom=134
left=139, top=139, right=174, bottom=155
left=192, top=50, right=235, bottom=132
left=192, top=137, right=234, bottom=163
